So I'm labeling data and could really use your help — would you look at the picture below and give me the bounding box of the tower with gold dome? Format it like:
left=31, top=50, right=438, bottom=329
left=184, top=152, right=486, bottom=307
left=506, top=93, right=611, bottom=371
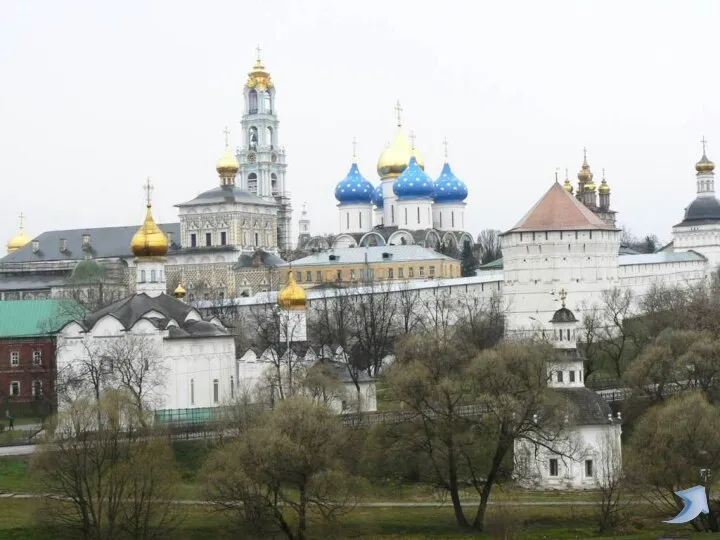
left=572, top=148, right=616, bottom=227
left=236, top=46, right=292, bottom=252
left=131, top=179, right=169, bottom=297
left=277, top=271, right=307, bottom=342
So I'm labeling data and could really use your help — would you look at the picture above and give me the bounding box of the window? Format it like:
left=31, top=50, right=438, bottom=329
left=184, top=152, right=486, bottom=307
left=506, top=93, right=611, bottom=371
left=391, top=205, right=394, bottom=224
left=336, top=269, right=342, bottom=281
left=398, top=268, right=404, bottom=278
left=32, top=380, right=42, bottom=397
left=350, top=269, right=356, bottom=280
left=190, top=379, right=195, bottom=405
left=205, top=233, right=212, bottom=247
left=271, top=173, right=278, bottom=194
left=404, top=207, right=408, bottom=225
left=569, top=371, right=575, bottom=383
left=306, top=271, right=312, bottom=282
left=10, top=381, right=19, bottom=397
left=248, top=173, right=258, bottom=194
left=388, top=268, right=394, bottom=279
left=346, top=212, right=350, bottom=230
left=213, top=379, right=219, bottom=404
left=557, top=371, right=564, bottom=383
left=417, top=207, right=420, bottom=224
left=585, top=460, right=594, bottom=477
left=32, top=350, right=42, bottom=365
left=316, top=271, right=322, bottom=282
left=10, top=351, right=19, bottom=367
left=429, top=265, right=435, bottom=277
left=190, top=233, right=197, bottom=247
left=249, top=89, right=258, bottom=112
left=359, top=212, right=362, bottom=228
left=549, top=459, right=559, bottom=477
left=230, top=376, right=234, bottom=399
left=408, top=267, right=414, bottom=278
left=140, top=270, right=146, bottom=283
left=419, top=267, right=425, bottom=277
left=220, top=231, right=227, bottom=246
left=296, top=271, right=302, bottom=282
left=150, top=269, right=157, bottom=282
left=451, top=211, right=455, bottom=228
left=579, top=370, right=583, bottom=382
left=254, top=232, right=259, bottom=246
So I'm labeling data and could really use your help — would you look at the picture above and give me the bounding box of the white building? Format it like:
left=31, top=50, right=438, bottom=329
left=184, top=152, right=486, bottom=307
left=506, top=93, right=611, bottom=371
left=514, top=294, right=622, bottom=490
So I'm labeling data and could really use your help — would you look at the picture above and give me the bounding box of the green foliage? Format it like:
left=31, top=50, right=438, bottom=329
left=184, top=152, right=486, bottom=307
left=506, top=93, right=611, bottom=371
left=460, top=241, right=479, bottom=277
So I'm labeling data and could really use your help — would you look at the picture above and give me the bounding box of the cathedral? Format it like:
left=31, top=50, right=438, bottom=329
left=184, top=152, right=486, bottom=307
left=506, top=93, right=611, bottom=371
left=0, top=50, right=291, bottom=301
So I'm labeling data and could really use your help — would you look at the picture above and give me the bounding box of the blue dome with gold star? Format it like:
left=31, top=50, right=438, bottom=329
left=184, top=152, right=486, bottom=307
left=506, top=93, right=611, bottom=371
left=335, top=163, right=374, bottom=204
left=373, top=183, right=384, bottom=208
left=433, top=162, right=468, bottom=203
left=393, top=156, right=434, bottom=199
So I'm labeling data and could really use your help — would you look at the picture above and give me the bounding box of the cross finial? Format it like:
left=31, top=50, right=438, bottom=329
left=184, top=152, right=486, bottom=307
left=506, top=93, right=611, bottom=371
left=143, top=177, right=153, bottom=207
left=702, top=136, right=708, bottom=155
left=18, top=212, right=24, bottom=230
left=602, top=167, right=606, bottom=179
left=222, top=126, right=230, bottom=148
left=352, top=136, right=358, bottom=163
left=442, top=137, right=449, bottom=160
left=255, top=44, right=262, bottom=62
left=394, top=100, right=403, bottom=127
left=565, top=168, right=569, bottom=181
left=559, top=288, right=567, bottom=308
left=555, top=167, right=560, bottom=182
left=302, top=201, right=307, bottom=213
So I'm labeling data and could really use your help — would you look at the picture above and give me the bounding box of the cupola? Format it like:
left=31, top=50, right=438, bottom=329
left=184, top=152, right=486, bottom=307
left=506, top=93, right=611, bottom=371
left=6, top=213, right=31, bottom=254
left=130, top=179, right=169, bottom=257
left=393, top=156, right=434, bottom=199
left=376, top=101, right=425, bottom=178
left=277, top=272, right=307, bottom=309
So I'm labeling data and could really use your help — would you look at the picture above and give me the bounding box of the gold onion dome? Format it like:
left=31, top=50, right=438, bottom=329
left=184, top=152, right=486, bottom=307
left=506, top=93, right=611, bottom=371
left=7, top=217, right=31, bottom=252
left=599, top=174, right=611, bottom=194
left=577, top=148, right=593, bottom=183
left=246, top=48, right=273, bottom=91
left=562, top=169, right=574, bottom=193
left=131, top=202, right=169, bottom=257
left=277, top=272, right=307, bottom=309
left=173, top=283, right=187, bottom=298
left=216, top=146, right=240, bottom=175
left=696, top=153, right=715, bottom=173
left=377, top=127, right=425, bottom=178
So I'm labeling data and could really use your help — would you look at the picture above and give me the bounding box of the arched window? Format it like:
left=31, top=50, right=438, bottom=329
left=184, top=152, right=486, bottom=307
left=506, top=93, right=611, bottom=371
left=404, top=207, right=408, bottom=225
left=213, top=379, right=219, bottom=403
left=264, top=91, right=272, bottom=113
left=190, top=379, right=195, bottom=405
left=150, top=269, right=156, bottom=282
left=230, top=376, right=234, bottom=399
left=249, top=90, right=258, bottom=113
left=266, top=126, right=273, bottom=148
left=391, top=205, right=395, bottom=224
left=140, top=270, right=146, bottom=282
left=248, top=173, right=258, bottom=194
left=248, top=126, right=258, bottom=149
left=254, top=232, right=259, bottom=245
left=271, top=173, right=278, bottom=195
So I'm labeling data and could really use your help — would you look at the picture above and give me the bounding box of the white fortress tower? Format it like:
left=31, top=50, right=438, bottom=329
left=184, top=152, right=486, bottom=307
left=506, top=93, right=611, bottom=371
left=237, top=47, right=292, bottom=251
left=501, top=181, right=621, bottom=332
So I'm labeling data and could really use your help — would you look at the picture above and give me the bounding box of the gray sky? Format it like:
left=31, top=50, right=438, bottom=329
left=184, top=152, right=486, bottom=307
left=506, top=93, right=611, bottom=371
left=2, top=0, right=719, bottom=248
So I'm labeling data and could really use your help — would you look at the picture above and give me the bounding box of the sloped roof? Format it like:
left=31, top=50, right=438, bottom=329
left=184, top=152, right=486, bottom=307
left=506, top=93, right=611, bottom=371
left=234, top=249, right=286, bottom=269
left=507, top=182, right=617, bottom=233
left=176, top=186, right=276, bottom=207
left=84, top=293, right=196, bottom=329
left=556, top=387, right=615, bottom=425
left=0, top=299, right=78, bottom=338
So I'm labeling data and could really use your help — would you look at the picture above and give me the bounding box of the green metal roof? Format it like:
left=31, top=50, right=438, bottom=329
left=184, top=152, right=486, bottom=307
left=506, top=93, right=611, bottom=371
left=0, top=299, right=79, bottom=338
left=479, top=258, right=504, bottom=270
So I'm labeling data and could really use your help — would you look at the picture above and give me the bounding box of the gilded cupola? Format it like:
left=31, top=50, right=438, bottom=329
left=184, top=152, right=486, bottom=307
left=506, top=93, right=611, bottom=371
left=173, top=283, right=187, bottom=298
left=130, top=179, right=169, bottom=257
left=598, top=172, right=611, bottom=194
left=376, top=101, right=425, bottom=178
left=696, top=137, right=715, bottom=173
left=216, top=127, right=239, bottom=185
left=563, top=168, right=574, bottom=194
left=577, top=147, right=594, bottom=184
left=277, top=271, right=307, bottom=309
left=6, top=213, right=31, bottom=253
left=246, top=46, right=273, bottom=91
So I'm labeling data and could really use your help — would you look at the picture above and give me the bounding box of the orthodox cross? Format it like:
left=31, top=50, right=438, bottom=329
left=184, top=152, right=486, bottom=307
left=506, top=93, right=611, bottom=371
left=565, top=168, right=569, bottom=182
left=442, top=137, right=449, bottom=160
left=352, top=136, right=358, bottom=162
left=555, top=168, right=560, bottom=182
left=394, top=100, right=403, bottom=127
left=558, top=288, right=567, bottom=308
left=255, top=44, right=262, bottom=62
left=18, top=212, right=24, bottom=230
left=223, top=126, right=230, bottom=147
left=144, top=177, right=154, bottom=206
left=702, top=136, right=708, bottom=154
left=602, top=168, right=606, bottom=180
left=409, top=130, right=416, bottom=150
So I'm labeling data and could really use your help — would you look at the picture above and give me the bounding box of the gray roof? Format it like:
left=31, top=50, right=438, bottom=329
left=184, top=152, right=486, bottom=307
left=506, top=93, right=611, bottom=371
left=234, top=249, right=286, bottom=269
left=82, top=292, right=228, bottom=338
left=676, top=196, right=720, bottom=227
left=283, top=245, right=456, bottom=267
left=555, top=387, right=615, bottom=425
left=618, top=251, right=706, bottom=266
left=0, top=223, right=181, bottom=264
left=0, top=274, right=67, bottom=292
left=550, top=307, right=578, bottom=323
left=176, top=186, right=276, bottom=207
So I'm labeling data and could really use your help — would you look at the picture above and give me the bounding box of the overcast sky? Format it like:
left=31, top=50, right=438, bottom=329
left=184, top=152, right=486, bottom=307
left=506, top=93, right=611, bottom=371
left=2, top=0, right=719, bottom=248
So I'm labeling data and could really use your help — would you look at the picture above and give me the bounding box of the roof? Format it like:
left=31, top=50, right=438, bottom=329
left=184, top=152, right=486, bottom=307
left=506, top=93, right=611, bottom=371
left=507, top=182, right=617, bottom=233
left=550, top=307, right=578, bottom=323
left=0, top=223, right=180, bottom=264
left=234, top=249, right=286, bottom=269
left=176, top=186, right=276, bottom=207
left=478, top=258, right=503, bottom=270
left=675, top=196, right=720, bottom=227
left=0, top=274, right=68, bottom=292
left=555, top=387, right=615, bottom=425
left=618, top=250, right=706, bottom=266
left=284, top=245, right=456, bottom=267
left=0, top=299, right=78, bottom=338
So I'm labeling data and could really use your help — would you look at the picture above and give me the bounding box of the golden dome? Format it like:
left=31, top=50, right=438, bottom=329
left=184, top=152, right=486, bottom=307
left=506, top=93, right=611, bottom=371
left=6, top=229, right=31, bottom=253
left=585, top=180, right=597, bottom=192
left=696, top=153, right=715, bottom=173
left=598, top=180, right=610, bottom=194
left=173, top=283, right=187, bottom=298
left=563, top=178, right=574, bottom=194
left=246, top=48, right=273, bottom=91
left=277, top=272, right=307, bottom=309
left=131, top=203, right=169, bottom=257
left=376, top=127, right=425, bottom=178
left=216, top=146, right=240, bottom=176
left=577, top=148, right=593, bottom=183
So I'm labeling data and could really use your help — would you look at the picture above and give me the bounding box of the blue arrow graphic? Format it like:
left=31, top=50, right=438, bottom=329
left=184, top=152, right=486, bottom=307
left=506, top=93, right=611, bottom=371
left=664, top=485, right=709, bottom=524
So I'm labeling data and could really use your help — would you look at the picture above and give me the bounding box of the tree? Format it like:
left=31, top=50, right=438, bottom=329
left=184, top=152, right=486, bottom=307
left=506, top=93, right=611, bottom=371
left=460, top=241, right=479, bottom=277
left=32, top=391, right=180, bottom=540
left=384, top=335, right=568, bottom=532
left=594, top=429, right=628, bottom=533
left=620, top=226, right=661, bottom=254
left=476, top=229, right=502, bottom=265
left=626, top=392, right=720, bottom=532
left=347, top=283, right=396, bottom=378
left=56, top=260, right=128, bottom=320
left=203, top=397, right=362, bottom=540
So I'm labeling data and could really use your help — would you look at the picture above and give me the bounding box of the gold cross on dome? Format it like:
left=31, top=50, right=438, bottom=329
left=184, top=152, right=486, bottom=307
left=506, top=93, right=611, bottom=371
left=255, top=44, right=262, bottom=62
left=409, top=130, right=416, bottom=150
left=222, top=126, right=230, bottom=147
left=442, top=137, right=449, bottom=159
left=394, top=100, right=403, bottom=127
left=18, top=212, right=24, bottom=229
left=144, top=177, right=154, bottom=206
left=702, top=136, right=708, bottom=154
left=352, top=136, right=358, bottom=162
left=558, top=288, right=567, bottom=308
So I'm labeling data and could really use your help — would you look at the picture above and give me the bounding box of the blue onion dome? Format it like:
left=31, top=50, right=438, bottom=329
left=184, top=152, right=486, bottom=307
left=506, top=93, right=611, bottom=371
left=373, top=183, right=384, bottom=208
left=433, top=162, right=468, bottom=203
left=334, top=163, right=374, bottom=204
left=392, top=156, right=435, bottom=199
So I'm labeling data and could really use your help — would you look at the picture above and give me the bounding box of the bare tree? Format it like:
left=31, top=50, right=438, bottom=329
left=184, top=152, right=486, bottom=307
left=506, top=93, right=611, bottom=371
left=476, top=229, right=502, bottom=265
left=594, top=428, right=628, bottom=533
left=347, top=282, right=396, bottom=378
left=394, top=282, right=423, bottom=335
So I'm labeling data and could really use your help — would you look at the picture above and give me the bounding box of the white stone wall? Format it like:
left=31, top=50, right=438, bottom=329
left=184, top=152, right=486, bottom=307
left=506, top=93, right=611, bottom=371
left=396, top=199, right=433, bottom=230
left=672, top=225, right=720, bottom=271
left=337, top=203, right=373, bottom=234
left=432, top=202, right=466, bottom=231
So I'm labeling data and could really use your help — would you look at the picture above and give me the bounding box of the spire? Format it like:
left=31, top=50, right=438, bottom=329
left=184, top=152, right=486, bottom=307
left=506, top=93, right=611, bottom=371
left=255, top=44, right=262, bottom=64
left=131, top=178, right=169, bottom=258
left=696, top=136, right=715, bottom=173
left=143, top=177, right=153, bottom=207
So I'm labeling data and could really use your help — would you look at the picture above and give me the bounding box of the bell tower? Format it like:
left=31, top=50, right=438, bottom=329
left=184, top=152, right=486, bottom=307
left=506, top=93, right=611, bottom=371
left=237, top=46, right=292, bottom=252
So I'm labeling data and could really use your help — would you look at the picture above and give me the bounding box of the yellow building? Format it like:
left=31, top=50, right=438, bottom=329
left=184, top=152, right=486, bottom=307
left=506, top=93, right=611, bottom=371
left=282, top=245, right=460, bottom=288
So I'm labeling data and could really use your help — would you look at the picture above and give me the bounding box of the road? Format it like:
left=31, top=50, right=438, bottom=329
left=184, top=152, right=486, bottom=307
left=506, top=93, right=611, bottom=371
left=0, top=444, right=35, bottom=456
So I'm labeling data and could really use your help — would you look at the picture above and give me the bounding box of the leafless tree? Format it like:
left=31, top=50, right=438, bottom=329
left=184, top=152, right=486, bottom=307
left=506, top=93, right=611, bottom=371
left=394, top=281, right=423, bottom=335
left=594, top=428, right=628, bottom=533
left=347, top=282, right=396, bottom=377
left=476, top=228, right=502, bottom=265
